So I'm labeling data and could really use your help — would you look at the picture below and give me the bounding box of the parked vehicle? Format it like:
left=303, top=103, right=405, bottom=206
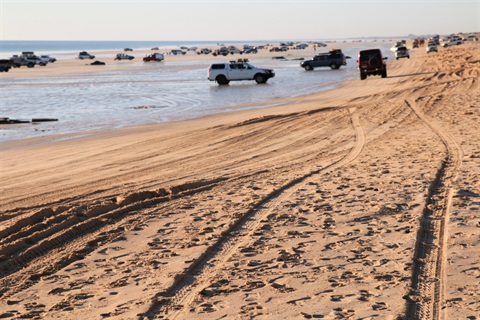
left=170, top=49, right=186, bottom=55
left=40, top=55, right=56, bottom=63
left=357, top=49, right=387, bottom=80
left=395, top=46, right=410, bottom=59
left=269, top=46, right=288, bottom=52
left=0, top=59, right=14, bottom=72
left=464, top=35, right=478, bottom=41
left=212, top=47, right=229, bottom=56
left=10, top=53, right=44, bottom=68
left=78, top=51, right=95, bottom=59
left=426, top=42, right=438, bottom=53
left=207, top=59, right=275, bottom=85
left=244, top=48, right=258, bottom=54
left=143, top=53, right=164, bottom=62
left=294, top=43, right=308, bottom=49
left=228, top=46, right=243, bottom=54
left=198, top=48, right=212, bottom=55
left=442, top=37, right=463, bottom=47
left=114, top=53, right=135, bottom=60
left=412, top=40, right=419, bottom=48
left=300, top=49, right=347, bottom=71
left=151, top=47, right=159, bottom=50
left=124, top=48, right=133, bottom=51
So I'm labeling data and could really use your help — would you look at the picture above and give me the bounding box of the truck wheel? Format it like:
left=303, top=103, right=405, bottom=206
left=360, top=73, right=366, bottom=80
left=216, top=75, right=229, bottom=85
left=381, top=70, right=387, bottom=78
left=254, top=74, right=266, bottom=84
left=330, top=63, right=338, bottom=70
left=27, top=62, right=35, bottom=68
left=304, top=65, right=313, bottom=71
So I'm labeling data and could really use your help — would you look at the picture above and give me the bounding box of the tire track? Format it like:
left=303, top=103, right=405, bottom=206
left=142, top=108, right=365, bottom=319
left=404, top=99, right=462, bottom=320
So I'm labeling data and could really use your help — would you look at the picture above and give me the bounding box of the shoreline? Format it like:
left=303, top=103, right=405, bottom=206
left=1, top=40, right=389, bottom=143
left=0, top=43, right=478, bottom=319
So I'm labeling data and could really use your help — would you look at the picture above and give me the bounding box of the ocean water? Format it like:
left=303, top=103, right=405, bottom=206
left=0, top=40, right=269, bottom=58
left=0, top=42, right=393, bottom=143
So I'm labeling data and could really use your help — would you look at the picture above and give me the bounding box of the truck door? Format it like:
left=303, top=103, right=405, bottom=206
left=228, top=63, right=248, bottom=80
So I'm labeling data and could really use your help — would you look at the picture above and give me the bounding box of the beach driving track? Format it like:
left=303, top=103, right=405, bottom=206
left=142, top=108, right=366, bottom=319
left=405, top=99, right=462, bottom=320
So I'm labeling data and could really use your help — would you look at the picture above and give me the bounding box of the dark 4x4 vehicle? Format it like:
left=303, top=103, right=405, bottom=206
left=358, top=49, right=387, bottom=80
left=300, top=49, right=347, bottom=71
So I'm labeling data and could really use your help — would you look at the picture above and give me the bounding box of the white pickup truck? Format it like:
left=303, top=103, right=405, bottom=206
left=207, top=60, right=275, bottom=85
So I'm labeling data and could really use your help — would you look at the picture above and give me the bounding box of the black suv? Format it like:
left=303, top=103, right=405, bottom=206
left=357, top=49, right=387, bottom=80
left=300, top=49, right=347, bottom=71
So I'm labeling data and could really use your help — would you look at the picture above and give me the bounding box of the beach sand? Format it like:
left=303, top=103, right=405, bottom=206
left=0, top=43, right=479, bottom=319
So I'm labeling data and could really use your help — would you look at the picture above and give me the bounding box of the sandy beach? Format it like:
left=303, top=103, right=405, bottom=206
left=0, top=42, right=479, bottom=320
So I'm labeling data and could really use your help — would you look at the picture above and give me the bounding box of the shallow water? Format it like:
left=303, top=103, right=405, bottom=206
left=0, top=45, right=391, bottom=142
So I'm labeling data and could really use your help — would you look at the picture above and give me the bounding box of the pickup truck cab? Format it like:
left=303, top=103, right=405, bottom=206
left=300, top=49, right=347, bottom=71
left=208, top=60, right=275, bottom=85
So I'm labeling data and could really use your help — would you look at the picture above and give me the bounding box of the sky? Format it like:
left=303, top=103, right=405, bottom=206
left=1, top=0, right=479, bottom=41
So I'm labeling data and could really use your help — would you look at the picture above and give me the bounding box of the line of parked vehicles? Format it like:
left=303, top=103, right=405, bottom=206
left=0, top=51, right=57, bottom=72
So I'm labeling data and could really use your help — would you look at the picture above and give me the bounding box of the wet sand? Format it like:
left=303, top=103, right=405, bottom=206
left=0, top=43, right=479, bottom=319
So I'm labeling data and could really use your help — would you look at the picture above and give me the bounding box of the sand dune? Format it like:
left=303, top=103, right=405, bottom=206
left=0, top=43, right=479, bottom=319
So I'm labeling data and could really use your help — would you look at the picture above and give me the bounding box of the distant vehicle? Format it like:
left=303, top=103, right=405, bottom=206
left=294, top=43, right=308, bottom=49
left=170, top=49, right=186, bottom=55
left=10, top=52, right=47, bottom=67
left=197, top=48, right=212, bottom=55
left=114, top=53, right=134, bottom=60
left=78, top=51, right=95, bottom=59
left=412, top=40, right=419, bottom=48
left=426, top=42, right=438, bottom=53
left=0, top=59, right=14, bottom=72
left=143, top=53, right=164, bottom=62
left=442, top=37, right=463, bottom=47
left=212, top=47, right=229, bottom=56
left=464, top=35, right=478, bottom=41
left=208, top=59, right=275, bottom=85
left=40, top=55, right=56, bottom=63
left=390, top=41, right=403, bottom=52
left=151, top=47, right=159, bottom=50
left=300, top=49, right=347, bottom=70
left=395, top=46, right=410, bottom=59
left=357, top=49, right=387, bottom=80
left=244, top=48, right=258, bottom=54
left=228, top=46, right=243, bottom=54
left=269, top=46, right=288, bottom=52
left=124, top=48, right=133, bottom=51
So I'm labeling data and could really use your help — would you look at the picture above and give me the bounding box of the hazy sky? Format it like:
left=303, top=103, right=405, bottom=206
left=1, top=0, right=479, bottom=41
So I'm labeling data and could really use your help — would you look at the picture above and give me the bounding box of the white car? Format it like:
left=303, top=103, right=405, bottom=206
left=40, top=55, right=56, bottom=63
left=441, top=38, right=463, bottom=47
left=390, top=41, right=403, bottom=52
left=395, top=46, right=410, bottom=59
left=208, top=60, right=275, bottom=85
